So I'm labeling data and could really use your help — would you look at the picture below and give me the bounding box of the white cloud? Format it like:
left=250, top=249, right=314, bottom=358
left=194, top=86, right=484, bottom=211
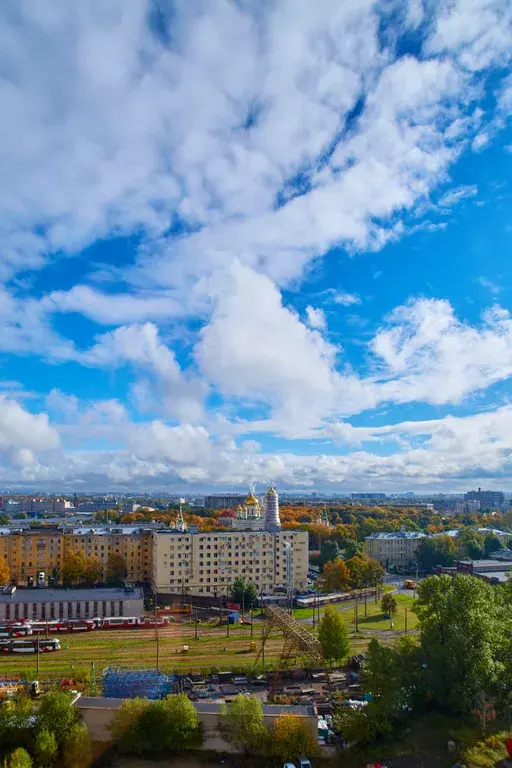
left=478, top=276, right=502, bottom=295
left=371, top=299, right=512, bottom=406
left=195, top=262, right=339, bottom=427
left=82, top=323, right=206, bottom=422
left=331, top=292, right=361, bottom=306
left=45, top=285, right=182, bottom=325
left=472, top=132, right=490, bottom=152
left=437, top=184, right=478, bottom=207
left=0, top=0, right=507, bottom=299
left=305, top=305, right=326, bottom=330
left=426, top=0, right=512, bottom=72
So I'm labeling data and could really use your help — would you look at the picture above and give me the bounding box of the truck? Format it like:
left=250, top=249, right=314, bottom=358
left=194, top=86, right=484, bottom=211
left=403, top=579, right=416, bottom=590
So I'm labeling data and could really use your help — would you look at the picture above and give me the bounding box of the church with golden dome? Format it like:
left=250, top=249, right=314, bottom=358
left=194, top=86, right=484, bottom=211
left=218, top=484, right=280, bottom=531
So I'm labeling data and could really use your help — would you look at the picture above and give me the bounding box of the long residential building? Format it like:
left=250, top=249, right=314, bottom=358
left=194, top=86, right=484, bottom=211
left=364, top=530, right=427, bottom=568
left=151, top=529, right=308, bottom=597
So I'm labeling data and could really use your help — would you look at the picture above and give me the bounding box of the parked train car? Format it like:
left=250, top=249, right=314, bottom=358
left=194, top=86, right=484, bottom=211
left=0, top=638, right=61, bottom=654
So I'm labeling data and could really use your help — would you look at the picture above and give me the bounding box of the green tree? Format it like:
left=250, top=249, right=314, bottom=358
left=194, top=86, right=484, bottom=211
left=415, top=536, right=456, bottom=572
left=334, top=636, right=422, bottom=744
left=108, top=698, right=149, bottom=754
left=0, top=695, right=34, bottom=753
left=230, top=577, right=259, bottom=609
left=381, top=593, right=397, bottom=616
left=36, top=692, right=80, bottom=749
left=484, top=533, right=502, bottom=557
left=318, top=605, right=350, bottom=665
left=160, top=694, right=202, bottom=750
left=219, top=693, right=268, bottom=753
left=6, top=748, right=32, bottom=768
left=318, top=540, right=340, bottom=569
left=270, top=714, right=318, bottom=762
left=343, top=539, right=362, bottom=559
left=105, top=553, right=127, bottom=586
left=34, top=728, right=58, bottom=767
left=137, top=694, right=202, bottom=753
left=414, top=574, right=505, bottom=712
left=61, top=723, right=92, bottom=768
left=456, top=529, right=484, bottom=560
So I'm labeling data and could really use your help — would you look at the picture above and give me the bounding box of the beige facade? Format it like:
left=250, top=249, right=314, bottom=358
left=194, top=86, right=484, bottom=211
left=0, top=526, right=153, bottom=585
left=364, top=531, right=426, bottom=568
left=151, top=530, right=309, bottom=595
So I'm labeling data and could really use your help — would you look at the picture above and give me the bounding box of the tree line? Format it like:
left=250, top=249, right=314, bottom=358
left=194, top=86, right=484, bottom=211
left=336, top=573, right=512, bottom=744
left=109, top=692, right=317, bottom=762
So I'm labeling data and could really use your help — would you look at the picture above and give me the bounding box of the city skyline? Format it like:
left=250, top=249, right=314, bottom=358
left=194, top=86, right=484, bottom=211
left=0, top=2, right=512, bottom=492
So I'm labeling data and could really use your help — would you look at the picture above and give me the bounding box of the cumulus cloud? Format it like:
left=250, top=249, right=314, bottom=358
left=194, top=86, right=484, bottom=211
left=305, top=306, right=326, bottom=330
left=195, top=262, right=339, bottom=426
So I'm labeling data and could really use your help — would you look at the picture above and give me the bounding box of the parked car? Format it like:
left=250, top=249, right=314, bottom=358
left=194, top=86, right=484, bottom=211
left=283, top=760, right=312, bottom=768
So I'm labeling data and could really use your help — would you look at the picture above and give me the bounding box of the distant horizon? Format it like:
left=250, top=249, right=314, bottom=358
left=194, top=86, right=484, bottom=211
left=0, top=487, right=508, bottom=499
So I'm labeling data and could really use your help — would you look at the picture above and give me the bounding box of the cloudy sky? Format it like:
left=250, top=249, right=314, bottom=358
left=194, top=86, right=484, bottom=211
left=1, top=0, right=512, bottom=493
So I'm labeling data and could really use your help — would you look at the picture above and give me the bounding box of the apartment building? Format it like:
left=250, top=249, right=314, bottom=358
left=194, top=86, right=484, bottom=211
left=0, top=526, right=153, bottom=584
left=364, top=530, right=426, bottom=569
left=151, top=529, right=309, bottom=597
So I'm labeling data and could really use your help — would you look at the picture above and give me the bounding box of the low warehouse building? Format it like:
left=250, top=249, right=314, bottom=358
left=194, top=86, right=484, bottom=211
left=74, top=696, right=318, bottom=752
left=0, top=585, right=144, bottom=622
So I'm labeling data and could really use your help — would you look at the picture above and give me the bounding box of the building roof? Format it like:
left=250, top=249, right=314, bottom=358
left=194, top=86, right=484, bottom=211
left=365, top=531, right=426, bottom=540
left=74, top=697, right=314, bottom=716
left=0, top=587, right=144, bottom=604
left=475, top=527, right=509, bottom=536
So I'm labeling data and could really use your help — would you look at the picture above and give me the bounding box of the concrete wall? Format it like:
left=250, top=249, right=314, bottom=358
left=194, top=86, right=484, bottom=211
left=75, top=697, right=318, bottom=752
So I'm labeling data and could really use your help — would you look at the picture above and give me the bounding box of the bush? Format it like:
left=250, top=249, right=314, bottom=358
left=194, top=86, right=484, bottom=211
left=5, top=748, right=32, bottom=768
left=111, top=694, right=201, bottom=755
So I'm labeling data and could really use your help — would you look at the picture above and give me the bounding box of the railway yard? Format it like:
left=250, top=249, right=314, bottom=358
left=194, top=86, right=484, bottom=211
left=0, top=592, right=416, bottom=682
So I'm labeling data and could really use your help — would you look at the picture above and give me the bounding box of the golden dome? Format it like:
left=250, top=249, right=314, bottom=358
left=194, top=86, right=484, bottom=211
left=245, top=492, right=258, bottom=506
left=267, top=486, right=277, bottom=495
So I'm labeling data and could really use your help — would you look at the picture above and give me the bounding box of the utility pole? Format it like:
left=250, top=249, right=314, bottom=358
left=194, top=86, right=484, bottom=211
left=355, top=600, right=359, bottom=633
left=312, top=595, right=316, bottom=629
left=156, top=628, right=160, bottom=670
left=242, top=592, right=245, bottom=623
left=194, top=609, right=198, bottom=640
left=364, top=589, right=368, bottom=617
left=91, top=662, right=97, bottom=696
left=36, top=636, right=40, bottom=675
left=261, top=626, right=265, bottom=668
left=404, top=607, right=408, bottom=634
left=250, top=610, right=253, bottom=637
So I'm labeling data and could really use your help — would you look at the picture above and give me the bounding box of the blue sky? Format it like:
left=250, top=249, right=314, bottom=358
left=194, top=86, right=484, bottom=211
left=1, top=0, right=512, bottom=492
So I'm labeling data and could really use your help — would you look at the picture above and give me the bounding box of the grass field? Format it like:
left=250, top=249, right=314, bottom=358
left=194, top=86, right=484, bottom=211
left=0, top=595, right=417, bottom=684
left=294, top=592, right=418, bottom=632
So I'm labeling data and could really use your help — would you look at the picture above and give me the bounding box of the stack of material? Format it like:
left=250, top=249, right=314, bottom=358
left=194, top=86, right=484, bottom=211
left=102, top=667, right=174, bottom=700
